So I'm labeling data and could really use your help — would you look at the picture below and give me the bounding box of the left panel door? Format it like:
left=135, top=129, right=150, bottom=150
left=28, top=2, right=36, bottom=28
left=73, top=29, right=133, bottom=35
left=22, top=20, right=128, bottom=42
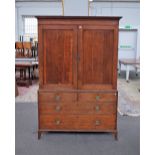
left=41, top=25, right=77, bottom=90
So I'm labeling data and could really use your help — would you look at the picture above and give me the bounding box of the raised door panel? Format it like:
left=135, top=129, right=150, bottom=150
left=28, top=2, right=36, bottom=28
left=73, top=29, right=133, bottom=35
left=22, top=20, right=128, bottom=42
left=42, top=25, right=77, bottom=90
left=78, top=25, right=118, bottom=90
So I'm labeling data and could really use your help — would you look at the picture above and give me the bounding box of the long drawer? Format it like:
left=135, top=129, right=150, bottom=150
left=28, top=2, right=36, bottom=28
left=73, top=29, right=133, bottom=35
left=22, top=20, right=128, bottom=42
left=39, top=114, right=116, bottom=130
left=39, top=101, right=116, bottom=115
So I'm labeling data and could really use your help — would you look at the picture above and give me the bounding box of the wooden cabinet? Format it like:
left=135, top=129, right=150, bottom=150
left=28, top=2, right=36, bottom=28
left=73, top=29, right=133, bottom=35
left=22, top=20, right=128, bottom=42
left=37, top=16, right=121, bottom=140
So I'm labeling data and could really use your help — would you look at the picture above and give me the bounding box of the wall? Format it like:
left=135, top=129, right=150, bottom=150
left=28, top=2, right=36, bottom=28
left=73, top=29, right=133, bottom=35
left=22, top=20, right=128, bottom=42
left=64, top=0, right=88, bottom=16
left=89, top=1, right=140, bottom=60
left=15, top=1, right=62, bottom=41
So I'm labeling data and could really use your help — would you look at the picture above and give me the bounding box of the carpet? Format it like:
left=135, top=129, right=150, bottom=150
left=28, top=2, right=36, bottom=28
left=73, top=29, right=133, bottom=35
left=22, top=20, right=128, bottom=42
left=118, top=72, right=140, bottom=117
left=15, top=102, right=140, bottom=155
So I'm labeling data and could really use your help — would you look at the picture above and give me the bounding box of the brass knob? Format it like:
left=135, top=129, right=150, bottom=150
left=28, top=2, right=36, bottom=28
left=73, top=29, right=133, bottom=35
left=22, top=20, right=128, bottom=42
left=95, top=120, right=101, bottom=126
left=55, top=120, right=61, bottom=125
left=55, top=106, right=61, bottom=111
left=95, top=105, right=100, bottom=111
left=55, top=95, right=60, bottom=101
left=96, top=95, right=100, bottom=101
left=79, top=25, right=82, bottom=29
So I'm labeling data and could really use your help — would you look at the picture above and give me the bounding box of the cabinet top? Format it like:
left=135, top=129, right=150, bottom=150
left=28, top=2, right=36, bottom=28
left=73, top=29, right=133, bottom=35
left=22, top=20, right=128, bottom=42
left=36, top=16, right=122, bottom=20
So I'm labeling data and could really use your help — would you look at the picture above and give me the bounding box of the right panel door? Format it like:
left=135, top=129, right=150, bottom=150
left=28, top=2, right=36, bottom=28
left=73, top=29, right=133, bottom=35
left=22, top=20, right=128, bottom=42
left=78, top=25, right=118, bottom=90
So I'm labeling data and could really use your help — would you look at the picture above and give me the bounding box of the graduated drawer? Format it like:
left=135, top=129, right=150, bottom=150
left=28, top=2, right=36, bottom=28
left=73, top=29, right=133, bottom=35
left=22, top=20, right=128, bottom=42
left=39, top=102, right=77, bottom=114
left=78, top=92, right=117, bottom=102
left=39, top=114, right=116, bottom=130
left=39, top=101, right=116, bottom=115
left=39, top=115, right=78, bottom=130
left=77, top=115, right=116, bottom=130
left=39, top=92, right=77, bottom=102
left=77, top=101, right=116, bottom=115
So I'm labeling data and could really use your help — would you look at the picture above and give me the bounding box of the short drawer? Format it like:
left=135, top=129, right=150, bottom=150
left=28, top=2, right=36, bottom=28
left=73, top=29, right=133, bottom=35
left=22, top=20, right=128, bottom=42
left=76, top=115, right=116, bottom=130
left=77, top=101, right=116, bottom=115
left=39, top=92, right=77, bottom=102
left=39, top=114, right=78, bottom=130
left=39, top=102, right=77, bottom=114
left=78, top=93, right=117, bottom=102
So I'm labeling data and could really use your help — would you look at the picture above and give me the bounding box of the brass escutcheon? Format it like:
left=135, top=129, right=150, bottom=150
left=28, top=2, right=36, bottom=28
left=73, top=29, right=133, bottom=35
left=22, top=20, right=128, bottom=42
left=95, top=105, right=100, bottom=111
left=95, top=120, right=101, bottom=126
left=55, top=106, right=61, bottom=111
left=55, top=120, right=61, bottom=125
left=55, top=95, right=60, bottom=101
left=96, top=95, right=100, bottom=101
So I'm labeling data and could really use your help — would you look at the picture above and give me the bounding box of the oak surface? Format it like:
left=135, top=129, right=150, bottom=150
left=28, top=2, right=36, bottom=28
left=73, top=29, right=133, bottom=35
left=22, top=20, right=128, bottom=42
left=37, top=16, right=121, bottom=140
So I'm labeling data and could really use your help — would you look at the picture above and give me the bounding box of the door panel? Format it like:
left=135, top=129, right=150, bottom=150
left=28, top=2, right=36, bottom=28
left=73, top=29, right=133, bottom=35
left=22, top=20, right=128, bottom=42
left=78, top=26, right=115, bottom=90
left=43, top=25, right=77, bottom=90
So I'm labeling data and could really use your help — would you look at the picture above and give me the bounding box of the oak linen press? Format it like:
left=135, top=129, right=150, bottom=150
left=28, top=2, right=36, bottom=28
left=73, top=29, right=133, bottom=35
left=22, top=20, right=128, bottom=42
left=37, top=16, right=121, bottom=140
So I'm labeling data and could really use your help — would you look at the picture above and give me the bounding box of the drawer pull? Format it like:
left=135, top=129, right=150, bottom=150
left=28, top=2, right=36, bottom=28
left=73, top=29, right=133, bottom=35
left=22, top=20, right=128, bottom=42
left=55, top=95, right=61, bottom=101
left=79, top=25, right=82, bottom=29
left=55, top=106, right=61, bottom=111
left=95, top=105, right=100, bottom=111
left=95, top=120, right=101, bottom=126
left=55, top=120, right=61, bottom=125
left=96, top=95, right=100, bottom=101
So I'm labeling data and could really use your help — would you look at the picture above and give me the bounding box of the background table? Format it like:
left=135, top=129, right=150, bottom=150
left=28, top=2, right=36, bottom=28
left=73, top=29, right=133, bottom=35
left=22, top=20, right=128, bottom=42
left=118, top=58, right=140, bottom=82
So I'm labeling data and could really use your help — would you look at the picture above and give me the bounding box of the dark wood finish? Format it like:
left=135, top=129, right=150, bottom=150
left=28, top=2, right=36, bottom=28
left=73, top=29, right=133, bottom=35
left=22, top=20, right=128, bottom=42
left=15, top=61, right=36, bottom=86
left=37, top=16, right=121, bottom=140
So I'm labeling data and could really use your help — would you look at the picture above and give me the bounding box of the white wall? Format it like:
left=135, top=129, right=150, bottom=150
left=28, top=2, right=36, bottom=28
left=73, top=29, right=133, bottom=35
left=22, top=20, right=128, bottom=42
left=15, top=2, right=62, bottom=41
left=89, top=2, right=140, bottom=60
left=64, top=0, right=88, bottom=16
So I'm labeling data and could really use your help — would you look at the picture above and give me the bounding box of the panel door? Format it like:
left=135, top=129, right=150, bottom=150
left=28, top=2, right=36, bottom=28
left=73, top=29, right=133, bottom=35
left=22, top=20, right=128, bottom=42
left=41, top=25, right=77, bottom=90
left=78, top=25, right=118, bottom=90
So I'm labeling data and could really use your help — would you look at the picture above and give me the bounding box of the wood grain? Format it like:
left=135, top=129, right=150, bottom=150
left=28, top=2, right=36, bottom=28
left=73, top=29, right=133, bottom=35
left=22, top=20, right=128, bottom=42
left=37, top=16, right=121, bottom=140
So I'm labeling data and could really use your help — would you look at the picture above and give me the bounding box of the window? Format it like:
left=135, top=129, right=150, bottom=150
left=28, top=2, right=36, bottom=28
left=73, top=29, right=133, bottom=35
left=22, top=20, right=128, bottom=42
left=23, top=16, right=38, bottom=41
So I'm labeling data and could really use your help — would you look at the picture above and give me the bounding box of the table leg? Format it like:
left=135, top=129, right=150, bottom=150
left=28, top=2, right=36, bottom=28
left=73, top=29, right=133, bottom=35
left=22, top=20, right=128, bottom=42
left=28, top=67, right=32, bottom=85
left=28, top=67, right=30, bottom=79
left=24, top=69, right=26, bottom=80
left=126, top=65, right=130, bottom=82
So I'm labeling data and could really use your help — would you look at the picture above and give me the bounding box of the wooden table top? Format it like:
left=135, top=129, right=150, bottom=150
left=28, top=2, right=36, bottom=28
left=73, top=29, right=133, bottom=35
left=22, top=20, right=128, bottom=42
left=15, top=61, right=38, bottom=67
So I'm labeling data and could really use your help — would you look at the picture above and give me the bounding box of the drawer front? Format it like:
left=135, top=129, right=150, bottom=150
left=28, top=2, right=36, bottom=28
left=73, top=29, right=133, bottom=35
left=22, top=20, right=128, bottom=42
left=39, top=102, right=77, bottom=114
left=39, top=92, right=77, bottom=102
left=77, top=115, right=116, bottom=130
left=39, top=115, right=78, bottom=130
left=39, top=114, right=116, bottom=130
left=77, top=101, right=116, bottom=115
left=78, top=93, right=117, bottom=102
left=39, top=101, right=116, bottom=115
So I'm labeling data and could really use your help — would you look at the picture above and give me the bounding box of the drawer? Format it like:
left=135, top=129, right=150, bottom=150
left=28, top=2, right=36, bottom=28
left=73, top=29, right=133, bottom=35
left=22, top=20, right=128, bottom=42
left=78, top=93, right=117, bottom=102
left=39, top=101, right=116, bottom=115
left=39, top=114, right=116, bottom=131
left=39, top=115, right=78, bottom=130
left=39, top=102, right=77, bottom=114
left=77, top=115, right=116, bottom=130
left=39, top=92, right=77, bottom=102
left=77, top=101, right=116, bottom=115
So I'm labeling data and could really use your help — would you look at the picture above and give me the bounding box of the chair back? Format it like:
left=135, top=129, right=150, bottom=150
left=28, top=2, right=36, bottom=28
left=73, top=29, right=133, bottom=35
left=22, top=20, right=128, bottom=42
left=23, top=42, right=32, bottom=58
left=15, top=42, right=24, bottom=58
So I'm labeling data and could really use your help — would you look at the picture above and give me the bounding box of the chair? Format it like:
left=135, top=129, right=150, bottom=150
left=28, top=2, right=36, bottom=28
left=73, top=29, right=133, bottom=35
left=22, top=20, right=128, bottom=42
left=15, top=42, right=24, bottom=58
left=23, top=42, right=32, bottom=58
